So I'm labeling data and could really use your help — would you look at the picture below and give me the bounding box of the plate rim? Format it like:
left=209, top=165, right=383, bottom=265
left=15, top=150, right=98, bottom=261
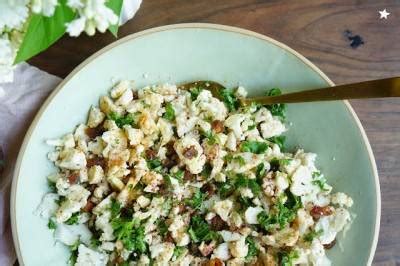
left=10, top=23, right=381, bottom=266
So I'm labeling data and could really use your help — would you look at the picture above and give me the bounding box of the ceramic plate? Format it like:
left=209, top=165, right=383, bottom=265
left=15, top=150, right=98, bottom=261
left=11, top=24, right=380, bottom=265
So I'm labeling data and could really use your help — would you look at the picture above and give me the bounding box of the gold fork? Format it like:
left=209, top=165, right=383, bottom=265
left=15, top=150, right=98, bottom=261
left=180, top=77, right=400, bottom=105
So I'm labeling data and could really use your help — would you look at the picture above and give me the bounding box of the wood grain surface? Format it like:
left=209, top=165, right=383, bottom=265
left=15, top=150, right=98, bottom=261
left=28, top=0, right=400, bottom=265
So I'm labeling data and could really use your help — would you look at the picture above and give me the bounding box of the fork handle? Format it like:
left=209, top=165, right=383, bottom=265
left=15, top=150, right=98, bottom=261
left=243, top=77, right=400, bottom=105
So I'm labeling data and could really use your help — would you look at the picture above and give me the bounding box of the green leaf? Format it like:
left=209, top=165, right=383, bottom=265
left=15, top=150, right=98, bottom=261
left=279, top=250, right=299, bottom=266
left=173, top=246, right=186, bottom=259
left=219, top=88, right=239, bottom=112
left=107, top=112, right=135, bottom=128
left=188, top=215, right=219, bottom=243
left=185, top=188, right=206, bottom=210
left=48, top=218, right=57, bottom=230
left=65, top=212, right=79, bottom=225
left=110, top=198, right=121, bottom=219
left=163, top=102, right=176, bottom=121
left=156, top=218, right=168, bottom=237
left=106, top=0, right=124, bottom=37
left=14, top=0, right=75, bottom=64
left=265, top=88, right=286, bottom=120
left=245, top=237, right=259, bottom=260
left=268, top=136, right=286, bottom=150
left=303, top=229, right=323, bottom=242
left=240, top=141, right=269, bottom=154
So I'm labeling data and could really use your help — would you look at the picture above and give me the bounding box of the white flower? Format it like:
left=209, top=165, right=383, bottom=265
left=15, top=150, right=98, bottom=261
left=31, top=0, right=59, bottom=17
left=0, top=0, right=29, bottom=32
left=65, top=0, right=119, bottom=37
left=0, top=35, right=16, bottom=83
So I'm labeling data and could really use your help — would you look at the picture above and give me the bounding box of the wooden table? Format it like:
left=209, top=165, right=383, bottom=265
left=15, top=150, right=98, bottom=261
left=29, top=0, right=400, bottom=264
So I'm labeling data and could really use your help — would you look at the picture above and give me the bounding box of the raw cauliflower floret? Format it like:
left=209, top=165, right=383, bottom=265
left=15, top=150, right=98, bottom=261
left=212, top=199, right=233, bottom=222
left=169, top=214, right=190, bottom=246
left=150, top=242, right=175, bottom=264
left=111, top=80, right=131, bottom=98
left=229, top=236, right=248, bottom=258
left=226, top=152, right=264, bottom=173
left=56, top=148, right=86, bottom=170
left=315, top=207, right=351, bottom=245
left=55, top=185, right=90, bottom=223
left=75, top=244, right=108, bottom=266
left=331, top=192, right=353, bottom=208
left=99, top=96, right=123, bottom=116
left=87, top=106, right=105, bottom=128
left=157, top=118, right=174, bottom=146
left=296, top=209, right=314, bottom=235
left=224, top=114, right=248, bottom=140
left=212, top=242, right=231, bottom=261
left=174, top=135, right=206, bottom=174
left=192, top=89, right=228, bottom=120
left=88, top=165, right=104, bottom=184
left=46, top=133, right=75, bottom=148
left=115, top=88, right=133, bottom=107
left=290, top=165, right=314, bottom=196
left=244, top=206, right=264, bottom=225
left=101, top=129, right=128, bottom=157
left=124, top=125, right=143, bottom=146
left=260, top=119, right=285, bottom=139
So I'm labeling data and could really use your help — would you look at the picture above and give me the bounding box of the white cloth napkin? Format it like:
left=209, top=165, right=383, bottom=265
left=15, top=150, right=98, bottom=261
left=0, top=1, right=142, bottom=264
left=0, top=63, right=61, bottom=266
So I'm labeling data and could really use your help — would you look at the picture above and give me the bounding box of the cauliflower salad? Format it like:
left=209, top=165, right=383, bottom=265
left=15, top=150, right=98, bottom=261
left=38, top=80, right=354, bottom=266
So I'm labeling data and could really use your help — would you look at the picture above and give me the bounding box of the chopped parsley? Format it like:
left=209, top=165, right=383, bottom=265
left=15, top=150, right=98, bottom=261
left=258, top=192, right=302, bottom=231
left=201, top=163, right=212, bottom=178
left=110, top=198, right=121, bottom=219
left=146, top=158, right=162, bottom=171
left=173, top=170, right=184, bottom=182
left=111, top=217, right=147, bottom=253
left=188, top=215, right=219, bottom=243
left=304, top=229, right=323, bottom=242
left=219, top=88, right=239, bottom=112
left=185, top=188, right=206, bottom=210
left=189, top=86, right=203, bottom=101
left=68, top=240, right=80, bottom=266
left=225, top=154, right=246, bottom=166
left=173, top=246, right=186, bottom=259
left=279, top=249, right=299, bottom=266
left=156, top=218, right=169, bottom=237
left=90, top=237, right=101, bottom=248
left=202, top=131, right=219, bottom=145
left=265, top=88, right=286, bottom=120
left=65, top=212, right=79, bottom=225
left=240, top=141, right=269, bottom=154
left=218, top=180, right=235, bottom=199
left=163, top=102, right=175, bottom=121
left=47, top=218, right=57, bottom=230
left=268, top=136, right=286, bottom=150
left=234, top=174, right=261, bottom=196
left=245, top=237, right=259, bottom=260
left=107, top=112, right=135, bottom=128
left=312, top=172, right=329, bottom=191
left=255, top=163, right=266, bottom=180
left=47, top=180, right=57, bottom=193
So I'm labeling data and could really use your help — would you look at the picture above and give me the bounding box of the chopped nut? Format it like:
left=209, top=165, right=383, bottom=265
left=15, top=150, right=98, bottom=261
left=211, top=120, right=224, bottom=133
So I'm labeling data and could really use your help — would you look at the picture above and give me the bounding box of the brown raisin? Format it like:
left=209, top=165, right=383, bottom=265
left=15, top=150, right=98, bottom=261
left=85, top=125, right=104, bottom=139
left=209, top=215, right=228, bottom=231
left=87, top=156, right=107, bottom=169
left=82, top=200, right=95, bottom=212
left=211, top=120, right=224, bottom=133
left=183, top=145, right=198, bottom=159
left=310, top=205, right=333, bottom=219
left=68, top=172, right=79, bottom=184
left=202, top=258, right=223, bottom=266
left=145, top=149, right=157, bottom=160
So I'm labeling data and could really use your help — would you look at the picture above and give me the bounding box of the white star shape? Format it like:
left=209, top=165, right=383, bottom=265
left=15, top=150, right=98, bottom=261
left=379, top=9, right=390, bottom=19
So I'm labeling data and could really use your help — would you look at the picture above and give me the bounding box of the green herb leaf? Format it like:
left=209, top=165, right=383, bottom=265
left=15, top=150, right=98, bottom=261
left=112, top=217, right=147, bottom=253
left=245, top=237, right=259, bottom=260
left=68, top=240, right=80, bottom=266
left=303, top=229, right=323, bottom=242
left=48, top=180, right=57, bottom=193
left=219, top=88, right=239, bottom=112
left=185, top=188, right=206, bottom=210
left=265, top=88, right=286, bottom=120
left=268, top=136, right=286, bottom=150
left=156, top=218, right=169, bottom=237
left=201, top=163, right=212, bottom=178
left=163, top=102, right=176, bottom=121
left=14, top=0, right=75, bottom=64
left=146, top=158, right=162, bottom=171
left=202, top=131, right=219, bottom=145
left=90, top=237, right=101, bottom=248
left=279, top=249, right=299, bottom=266
left=173, top=246, right=186, bottom=259
left=65, top=212, right=79, bottom=225
left=110, top=198, right=121, bottom=219
left=48, top=218, right=57, bottom=230
left=107, top=112, right=135, bottom=128
left=240, top=141, right=269, bottom=154
left=105, top=0, right=124, bottom=37
left=255, top=163, right=266, bottom=179
left=188, top=215, right=219, bottom=243
left=218, top=180, right=235, bottom=199
left=234, top=174, right=261, bottom=196
left=189, top=86, right=203, bottom=101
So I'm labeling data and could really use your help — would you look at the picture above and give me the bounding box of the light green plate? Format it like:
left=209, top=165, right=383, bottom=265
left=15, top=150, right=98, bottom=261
left=11, top=24, right=380, bottom=265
